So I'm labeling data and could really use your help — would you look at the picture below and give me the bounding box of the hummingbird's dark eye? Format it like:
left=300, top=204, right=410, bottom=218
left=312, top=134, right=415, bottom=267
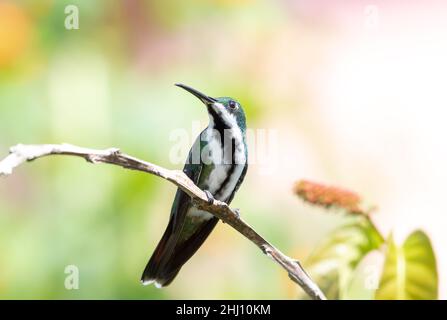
left=228, top=100, right=237, bottom=110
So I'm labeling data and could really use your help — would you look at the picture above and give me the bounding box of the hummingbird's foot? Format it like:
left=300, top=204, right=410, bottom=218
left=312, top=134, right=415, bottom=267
left=234, top=208, right=241, bottom=219
left=204, top=190, right=215, bottom=205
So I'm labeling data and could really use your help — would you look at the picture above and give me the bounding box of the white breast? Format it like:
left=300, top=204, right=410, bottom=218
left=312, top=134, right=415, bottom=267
left=189, top=110, right=246, bottom=221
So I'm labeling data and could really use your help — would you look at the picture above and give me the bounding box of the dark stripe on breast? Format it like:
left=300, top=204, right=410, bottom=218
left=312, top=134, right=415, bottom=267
left=207, top=106, right=229, bottom=147
left=215, top=137, right=237, bottom=199
left=207, top=106, right=244, bottom=201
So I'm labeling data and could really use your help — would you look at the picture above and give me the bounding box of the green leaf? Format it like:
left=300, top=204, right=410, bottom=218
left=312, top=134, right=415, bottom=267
left=375, top=230, right=438, bottom=300
left=344, top=250, right=384, bottom=300
left=300, top=217, right=384, bottom=299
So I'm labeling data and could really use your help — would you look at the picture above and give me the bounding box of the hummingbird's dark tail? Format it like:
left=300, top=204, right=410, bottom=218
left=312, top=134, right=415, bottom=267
left=141, top=215, right=219, bottom=288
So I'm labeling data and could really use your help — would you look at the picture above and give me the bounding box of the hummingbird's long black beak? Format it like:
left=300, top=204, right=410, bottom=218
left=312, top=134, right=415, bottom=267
left=175, top=83, right=217, bottom=105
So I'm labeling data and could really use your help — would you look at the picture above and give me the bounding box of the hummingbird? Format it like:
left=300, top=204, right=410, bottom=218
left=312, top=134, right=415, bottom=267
left=141, top=84, right=248, bottom=287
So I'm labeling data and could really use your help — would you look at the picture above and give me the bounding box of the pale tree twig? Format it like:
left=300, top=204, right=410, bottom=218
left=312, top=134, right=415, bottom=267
left=0, top=143, right=326, bottom=300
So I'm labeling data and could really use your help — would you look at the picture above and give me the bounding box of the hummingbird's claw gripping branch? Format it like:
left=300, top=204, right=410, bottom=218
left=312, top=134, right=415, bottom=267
left=203, top=190, right=215, bottom=205
left=0, top=143, right=327, bottom=300
left=233, top=208, right=241, bottom=219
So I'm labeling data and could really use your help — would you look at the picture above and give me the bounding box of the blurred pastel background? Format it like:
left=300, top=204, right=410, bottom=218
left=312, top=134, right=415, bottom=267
left=0, top=0, right=446, bottom=299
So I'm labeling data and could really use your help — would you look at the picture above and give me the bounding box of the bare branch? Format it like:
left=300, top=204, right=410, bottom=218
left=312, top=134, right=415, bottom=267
left=0, top=143, right=326, bottom=300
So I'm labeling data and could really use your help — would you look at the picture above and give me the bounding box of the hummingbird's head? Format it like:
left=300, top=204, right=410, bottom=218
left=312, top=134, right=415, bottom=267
left=175, top=83, right=246, bottom=131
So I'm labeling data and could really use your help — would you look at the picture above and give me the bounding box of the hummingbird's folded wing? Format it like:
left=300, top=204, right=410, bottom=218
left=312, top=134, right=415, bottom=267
left=141, top=134, right=213, bottom=287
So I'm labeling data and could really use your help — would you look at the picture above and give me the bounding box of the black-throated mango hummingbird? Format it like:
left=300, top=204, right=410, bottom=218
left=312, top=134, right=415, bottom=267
left=141, top=84, right=248, bottom=287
